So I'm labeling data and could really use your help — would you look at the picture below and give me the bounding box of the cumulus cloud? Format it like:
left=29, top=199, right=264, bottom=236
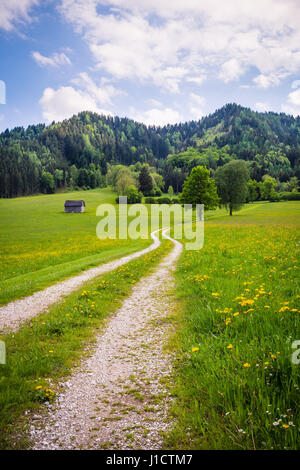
left=255, top=102, right=271, bottom=112
left=59, top=0, right=300, bottom=92
left=291, top=80, right=300, bottom=89
left=189, top=93, right=206, bottom=120
left=39, top=73, right=118, bottom=122
left=130, top=107, right=181, bottom=126
left=32, top=51, right=71, bottom=67
left=219, top=59, right=245, bottom=83
left=281, top=88, right=300, bottom=117
left=0, top=0, right=38, bottom=31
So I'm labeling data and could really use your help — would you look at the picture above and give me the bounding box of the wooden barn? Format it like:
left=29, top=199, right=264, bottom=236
left=64, top=200, right=85, bottom=213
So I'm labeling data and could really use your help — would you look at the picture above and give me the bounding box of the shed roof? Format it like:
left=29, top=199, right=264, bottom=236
left=64, top=200, right=85, bottom=207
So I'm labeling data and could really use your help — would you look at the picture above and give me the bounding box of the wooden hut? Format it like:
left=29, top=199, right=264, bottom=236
left=64, top=200, right=85, bottom=213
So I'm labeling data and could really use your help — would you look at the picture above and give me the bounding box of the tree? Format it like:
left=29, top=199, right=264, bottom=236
left=247, top=179, right=259, bottom=202
left=124, top=185, right=142, bottom=203
left=259, top=176, right=278, bottom=201
left=181, top=166, right=219, bottom=218
left=116, top=173, right=136, bottom=195
left=168, top=185, right=174, bottom=197
left=215, top=160, right=249, bottom=215
left=40, top=171, right=55, bottom=194
left=139, top=164, right=153, bottom=195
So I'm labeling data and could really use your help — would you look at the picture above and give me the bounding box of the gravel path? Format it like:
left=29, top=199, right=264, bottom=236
left=29, top=230, right=182, bottom=450
left=0, top=231, right=162, bottom=334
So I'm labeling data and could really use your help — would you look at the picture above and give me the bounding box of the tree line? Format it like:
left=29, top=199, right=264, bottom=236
left=1, top=103, right=300, bottom=197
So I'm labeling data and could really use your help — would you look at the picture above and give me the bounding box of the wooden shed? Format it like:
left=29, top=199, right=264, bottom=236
left=64, top=200, right=85, bottom=213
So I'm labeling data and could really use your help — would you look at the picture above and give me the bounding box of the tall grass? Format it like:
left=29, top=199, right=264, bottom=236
left=166, top=202, right=300, bottom=450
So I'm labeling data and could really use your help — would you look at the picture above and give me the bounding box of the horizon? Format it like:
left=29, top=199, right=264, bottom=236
left=1, top=1, right=300, bottom=131
left=2, top=101, right=299, bottom=134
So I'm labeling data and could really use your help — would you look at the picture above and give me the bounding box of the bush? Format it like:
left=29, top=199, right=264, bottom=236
left=279, top=191, right=300, bottom=201
left=171, top=197, right=180, bottom=204
left=153, top=187, right=162, bottom=197
left=156, top=196, right=172, bottom=204
left=144, top=197, right=156, bottom=204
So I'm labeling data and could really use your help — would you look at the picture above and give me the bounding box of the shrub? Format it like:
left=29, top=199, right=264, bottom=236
left=144, top=197, right=156, bottom=204
left=156, top=196, right=172, bottom=204
left=279, top=191, right=300, bottom=201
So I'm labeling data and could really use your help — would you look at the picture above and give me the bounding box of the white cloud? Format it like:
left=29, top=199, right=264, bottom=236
left=186, top=75, right=206, bottom=86
left=291, top=80, right=300, bottom=89
left=219, top=59, right=245, bottom=83
left=70, top=72, right=124, bottom=105
left=281, top=88, right=300, bottom=116
left=39, top=73, right=118, bottom=123
left=32, top=51, right=71, bottom=67
left=255, top=102, right=270, bottom=112
left=189, top=93, right=206, bottom=119
left=59, top=0, right=300, bottom=91
left=0, top=0, right=38, bottom=31
left=130, top=107, right=181, bottom=126
left=253, top=72, right=288, bottom=88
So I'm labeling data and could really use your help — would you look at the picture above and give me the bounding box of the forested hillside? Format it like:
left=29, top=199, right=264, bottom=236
left=1, top=103, right=300, bottom=197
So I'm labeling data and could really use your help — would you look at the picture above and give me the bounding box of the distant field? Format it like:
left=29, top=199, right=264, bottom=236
left=0, top=189, right=150, bottom=305
left=167, top=201, right=300, bottom=450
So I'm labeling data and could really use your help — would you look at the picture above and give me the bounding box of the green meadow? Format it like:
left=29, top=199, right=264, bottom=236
left=167, top=201, right=300, bottom=450
left=0, top=189, right=150, bottom=306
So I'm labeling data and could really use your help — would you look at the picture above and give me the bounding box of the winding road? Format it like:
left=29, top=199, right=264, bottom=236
left=29, top=230, right=182, bottom=449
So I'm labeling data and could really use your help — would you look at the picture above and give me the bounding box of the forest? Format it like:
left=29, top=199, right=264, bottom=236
left=0, top=103, right=300, bottom=198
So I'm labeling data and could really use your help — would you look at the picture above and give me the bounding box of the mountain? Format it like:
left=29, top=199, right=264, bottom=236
left=1, top=103, right=300, bottom=197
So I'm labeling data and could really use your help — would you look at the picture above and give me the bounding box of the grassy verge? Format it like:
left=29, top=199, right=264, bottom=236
left=0, top=236, right=172, bottom=449
left=166, top=202, right=300, bottom=450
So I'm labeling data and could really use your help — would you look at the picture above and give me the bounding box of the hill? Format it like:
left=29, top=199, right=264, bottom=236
left=1, top=103, right=300, bottom=197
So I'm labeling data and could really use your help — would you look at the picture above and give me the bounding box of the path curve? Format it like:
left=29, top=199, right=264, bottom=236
left=29, top=230, right=182, bottom=450
left=0, top=230, right=162, bottom=334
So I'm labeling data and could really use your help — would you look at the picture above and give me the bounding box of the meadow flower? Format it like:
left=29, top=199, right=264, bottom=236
left=227, top=344, right=233, bottom=349
left=192, top=347, right=199, bottom=352
left=243, top=363, right=251, bottom=368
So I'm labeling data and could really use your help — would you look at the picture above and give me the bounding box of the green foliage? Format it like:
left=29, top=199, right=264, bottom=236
left=247, top=179, right=259, bottom=202
left=138, top=164, right=153, bottom=195
left=259, top=176, right=278, bottom=201
left=40, top=171, right=55, bottom=194
left=181, top=166, right=219, bottom=210
left=215, top=160, right=250, bottom=215
left=1, top=104, right=300, bottom=197
left=124, top=185, right=142, bottom=204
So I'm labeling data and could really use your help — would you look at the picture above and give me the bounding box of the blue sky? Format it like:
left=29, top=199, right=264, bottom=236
left=1, top=0, right=300, bottom=132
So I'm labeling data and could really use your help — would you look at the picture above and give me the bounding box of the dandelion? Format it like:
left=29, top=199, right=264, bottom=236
left=192, top=347, right=199, bottom=352
left=243, top=363, right=251, bottom=368
left=227, top=344, right=233, bottom=349
left=282, top=424, right=289, bottom=429
left=35, top=385, right=42, bottom=390
left=212, top=292, right=219, bottom=297
left=48, top=350, right=54, bottom=353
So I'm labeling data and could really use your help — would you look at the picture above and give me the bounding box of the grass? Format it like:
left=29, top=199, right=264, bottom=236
left=166, top=201, right=300, bottom=450
left=0, top=236, right=172, bottom=449
left=0, top=188, right=151, bottom=305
